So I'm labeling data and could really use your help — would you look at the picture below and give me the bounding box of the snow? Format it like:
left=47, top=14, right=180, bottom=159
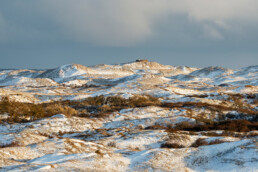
left=0, top=111, right=257, bottom=171
left=0, top=61, right=257, bottom=171
left=0, top=133, right=15, bottom=146
left=29, top=153, right=95, bottom=164
left=187, top=140, right=258, bottom=171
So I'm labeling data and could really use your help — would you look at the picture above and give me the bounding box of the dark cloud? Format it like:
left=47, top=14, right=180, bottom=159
left=0, top=0, right=258, bottom=68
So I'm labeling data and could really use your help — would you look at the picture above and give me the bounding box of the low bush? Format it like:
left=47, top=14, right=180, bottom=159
left=0, top=97, right=45, bottom=122
left=191, top=138, right=225, bottom=147
left=79, top=95, right=160, bottom=116
left=147, top=120, right=258, bottom=133
left=145, top=124, right=167, bottom=130
left=191, top=138, right=208, bottom=147
left=160, top=143, right=185, bottom=149
left=83, top=95, right=160, bottom=108
left=0, top=96, right=78, bottom=123
left=44, top=103, right=78, bottom=117
left=162, top=101, right=257, bottom=116
left=128, top=95, right=161, bottom=107
left=175, top=121, right=194, bottom=130
left=174, top=120, right=257, bottom=132
left=0, top=94, right=161, bottom=122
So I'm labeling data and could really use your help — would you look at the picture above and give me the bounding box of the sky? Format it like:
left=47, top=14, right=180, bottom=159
left=0, top=0, right=258, bottom=69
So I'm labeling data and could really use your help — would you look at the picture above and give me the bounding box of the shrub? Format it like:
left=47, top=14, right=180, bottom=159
left=175, top=121, right=193, bottom=130
left=173, top=120, right=258, bottom=132
left=162, top=101, right=257, bottom=116
left=215, top=120, right=254, bottom=132
left=0, top=94, right=161, bottom=122
left=167, top=133, right=190, bottom=142
left=128, top=95, right=160, bottom=108
left=191, top=138, right=208, bottom=147
left=145, top=125, right=167, bottom=130
left=106, top=96, right=128, bottom=107
left=161, top=143, right=185, bottom=149
left=0, top=97, right=45, bottom=122
left=80, top=95, right=161, bottom=116
left=191, top=138, right=225, bottom=147
left=0, top=96, right=78, bottom=123
left=44, top=103, right=78, bottom=117
left=84, top=95, right=105, bottom=106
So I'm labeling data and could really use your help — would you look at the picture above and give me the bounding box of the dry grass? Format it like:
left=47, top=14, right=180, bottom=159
left=0, top=96, right=78, bottom=123
left=162, top=101, right=257, bottom=116
left=1, top=93, right=256, bottom=124
left=44, top=103, right=78, bottom=118
left=160, top=133, right=190, bottom=149
left=84, top=94, right=160, bottom=108
left=78, top=95, right=161, bottom=118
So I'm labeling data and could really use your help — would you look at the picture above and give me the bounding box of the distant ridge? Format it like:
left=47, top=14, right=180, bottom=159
left=0, top=60, right=257, bottom=86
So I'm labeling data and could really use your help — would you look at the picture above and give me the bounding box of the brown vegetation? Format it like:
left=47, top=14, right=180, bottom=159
left=1, top=92, right=257, bottom=123
left=82, top=95, right=160, bottom=108
left=160, top=143, right=185, bottom=149
left=0, top=96, right=78, bottom=123
left=162, top=101, right=257, bottom=116
left=191, top=138, right=209, bottom=147
left=147, top=120, right=258, bottom=134
left=0, top=95, right=161, bottom=122
left=75, top=95, right=161, bottom=117
left=0, top=141, right=20, bottom=148
left=174, top=120, right=258, bottom=132
left=201, top=130, right=258, bottom=138
left=191, top=138, right=225, bottom=147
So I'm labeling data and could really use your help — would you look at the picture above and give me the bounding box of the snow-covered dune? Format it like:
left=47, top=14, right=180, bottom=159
left=0, top=60, right=257, bottom=171
left=37, top=64, right=91, bottom=82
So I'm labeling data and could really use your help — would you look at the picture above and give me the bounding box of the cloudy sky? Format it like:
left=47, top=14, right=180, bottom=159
left=0, top=0, right=258, bottom=69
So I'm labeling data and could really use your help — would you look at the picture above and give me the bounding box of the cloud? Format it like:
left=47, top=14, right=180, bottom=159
left=202, top=25, right=223, bottom=40
left=37, top=0, right=160, bottom=46
left=37, top=0, right=258, bottom=45
left=1, top=0, right=258, bottom=46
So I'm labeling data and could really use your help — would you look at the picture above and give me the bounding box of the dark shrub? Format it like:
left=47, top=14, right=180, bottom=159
left=84, top=95, right=105, bottom=106
left=161, top=143, right=185, bottom=149
left=191, top=138, right=225, bottom=147
left=175, top=121, right=193, bottom=130
left=209, top=139, right=225, bottom=145
left=172, top=120, right=258, bottom=132
left=191, top=138, right=208, bottom=147
left=145, top=125, right=167, bottom=130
